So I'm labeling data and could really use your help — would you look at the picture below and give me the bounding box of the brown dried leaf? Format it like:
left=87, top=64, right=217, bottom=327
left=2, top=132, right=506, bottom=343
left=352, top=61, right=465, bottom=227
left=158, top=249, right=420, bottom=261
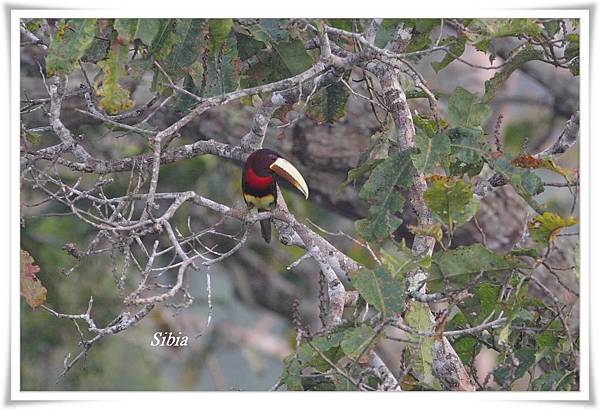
left=512, top=154, right=573, bottom=179
left=20, top=250, right=47, bottom=309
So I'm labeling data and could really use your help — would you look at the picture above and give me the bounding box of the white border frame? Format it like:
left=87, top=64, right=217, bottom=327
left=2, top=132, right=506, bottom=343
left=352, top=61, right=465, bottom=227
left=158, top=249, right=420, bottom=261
left=10, top=7, right=590, bottom=402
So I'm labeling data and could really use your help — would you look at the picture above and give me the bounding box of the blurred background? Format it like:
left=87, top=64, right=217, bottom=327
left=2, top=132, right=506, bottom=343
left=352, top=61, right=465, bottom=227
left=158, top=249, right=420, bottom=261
left=20, top=18, right=579, bottom=391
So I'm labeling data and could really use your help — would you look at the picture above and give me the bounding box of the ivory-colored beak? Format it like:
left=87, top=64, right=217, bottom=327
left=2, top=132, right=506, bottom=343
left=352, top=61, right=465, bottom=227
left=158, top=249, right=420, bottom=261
left=270, top=157, right=309, bottom=200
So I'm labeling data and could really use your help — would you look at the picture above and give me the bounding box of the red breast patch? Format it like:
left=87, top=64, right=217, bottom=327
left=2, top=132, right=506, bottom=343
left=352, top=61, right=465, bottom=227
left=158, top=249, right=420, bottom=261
left=245, top=167, right=273, bottom=190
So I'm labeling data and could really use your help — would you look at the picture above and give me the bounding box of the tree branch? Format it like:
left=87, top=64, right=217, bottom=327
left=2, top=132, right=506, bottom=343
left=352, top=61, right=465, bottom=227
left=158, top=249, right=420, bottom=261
left=373, top=25, right=476, bottom=391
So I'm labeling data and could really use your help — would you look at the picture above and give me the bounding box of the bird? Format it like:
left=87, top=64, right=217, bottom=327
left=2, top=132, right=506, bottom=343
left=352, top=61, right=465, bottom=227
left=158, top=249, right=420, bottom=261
left=242, top=149, right=309, bottom=243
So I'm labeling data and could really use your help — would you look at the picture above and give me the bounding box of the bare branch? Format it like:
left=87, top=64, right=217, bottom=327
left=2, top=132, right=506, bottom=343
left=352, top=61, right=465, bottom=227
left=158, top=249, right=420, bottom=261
left=534, top=111, right=580, bottom=158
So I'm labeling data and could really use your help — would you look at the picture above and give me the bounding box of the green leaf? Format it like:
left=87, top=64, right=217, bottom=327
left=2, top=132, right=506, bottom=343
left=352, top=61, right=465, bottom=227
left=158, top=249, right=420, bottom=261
left=307, top=79, right=350, bottom=124
left=405, top=19, right=438, bottom=52
left=351, top=267, right=405, bottom=318
left=453, top=336, right=478, bottom=364
left=302, top=375, right=336, bottom=391
left=413, top=115, right=438, bottom=137
left=513, top=347, right=536, bottom=379
left=172, top=74, right=200, bottom=113
left=115, top=18, right=161, bottom=46
left=408, top=223, right=444, bottom=245
left=480, top=18, right=541, bottom=38
left=97, top=35, right=134, bottom=114
left=428, top=244, right=523, bottom=292
left=447, top=127, right=487, bottom=177
left=528, top=212, right=576, bottom=244
left=81, top=19, right=112, bottom=63
left=448, top=127, right=487, bottom=164
left=489, top=156, right=545, bottom=213
left=447, top=87, right=492, bottom=129
left=483, top=45, right=543, bottom=103
left=113, top=18, right=137, bottom=41
left=298, top=326, right=350, bottom=371
left=354, top=197, right=401, bottom=242
left=327, top=19, right=361, bottom=32
left=149, top=19, right=180, bottom=62
left=21, top=128, right=40, bottom=145
left=356, top=149, right=415, bottom=241
left=340, top=325, right=379, bottom=359
left=466, top=19, right=542, bottom=52
left=565, top=34, right=579, bottom=76
left=208, top=19, right=234, bottom=54
left=20, top=250, right=47, bottom=309
left=497, top=323, right=511, bottom=346
left=374, top=19, right=401, bottom=48
left=532, top=370, right=565, bottom=391
left=279, top=356, right=303, bottom=391
left=235, top=28, right=265, bottom=60
left=237, top=36, right=275, bottom=88
left=411, top=130, right=451, bottom=173
left=424, top=179, right=479, bottom=234
left=246, top=18, right=290, bottom=43
left=239, top=19, right=311, bottom=87
left=536, top=331, right=558, bottom=350
left=358, top=118, right=397, bottom=163
left=509, top=247, right=539, bottom=258
left=46, top=19, right=98, bottom=76
left=404, top=302, right=433, bottom=334
left=543, top=20, right=561, bottom=37
left=24, top=19, right=42, bottom=33
left=556, top=371, right=577, bottom=391
left=341, top=159, right=384, bottom=189
left=238, top=41, right=307, bottom=88
left=134, top=19, right=161, bottom=45
left=403, top=302, right=439, bottom=389
left=333, top=374, right=360, bottom=391
left=431, top=37, right=466, bottom=72
left=406, top=89, right=435, bottom=100
left=193, top=30, right=241, bottom=98
left=493, top=347, right=536, bottom=385
left=163, top=19, right=206, bottom=82
left=272, top=39, right=313, bottom=75
left=380, top=247, right=420, bottom=278
left=458, top=283, right=501, bottom=326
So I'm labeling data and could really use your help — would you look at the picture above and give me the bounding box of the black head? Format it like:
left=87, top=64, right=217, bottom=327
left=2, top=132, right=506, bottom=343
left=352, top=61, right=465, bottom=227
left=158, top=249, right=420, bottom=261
left=244, top=148, right=281, bottom=176
left=243, top=148, right=309, bottom=199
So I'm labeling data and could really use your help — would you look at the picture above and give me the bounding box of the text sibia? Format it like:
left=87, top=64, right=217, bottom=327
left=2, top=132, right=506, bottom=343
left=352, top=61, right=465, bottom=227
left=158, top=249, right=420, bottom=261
left=150, top=331, right=189, bottom=347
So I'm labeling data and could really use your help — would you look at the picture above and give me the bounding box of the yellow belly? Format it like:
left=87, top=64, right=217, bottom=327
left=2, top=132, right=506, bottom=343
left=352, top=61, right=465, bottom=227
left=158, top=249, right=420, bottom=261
left=244, top=193, right=275, bottom=210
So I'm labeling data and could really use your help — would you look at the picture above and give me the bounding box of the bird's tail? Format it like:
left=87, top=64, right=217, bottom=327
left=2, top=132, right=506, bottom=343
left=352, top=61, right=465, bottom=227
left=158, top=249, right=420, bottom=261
left=259, top=212, right=272, bottom=243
